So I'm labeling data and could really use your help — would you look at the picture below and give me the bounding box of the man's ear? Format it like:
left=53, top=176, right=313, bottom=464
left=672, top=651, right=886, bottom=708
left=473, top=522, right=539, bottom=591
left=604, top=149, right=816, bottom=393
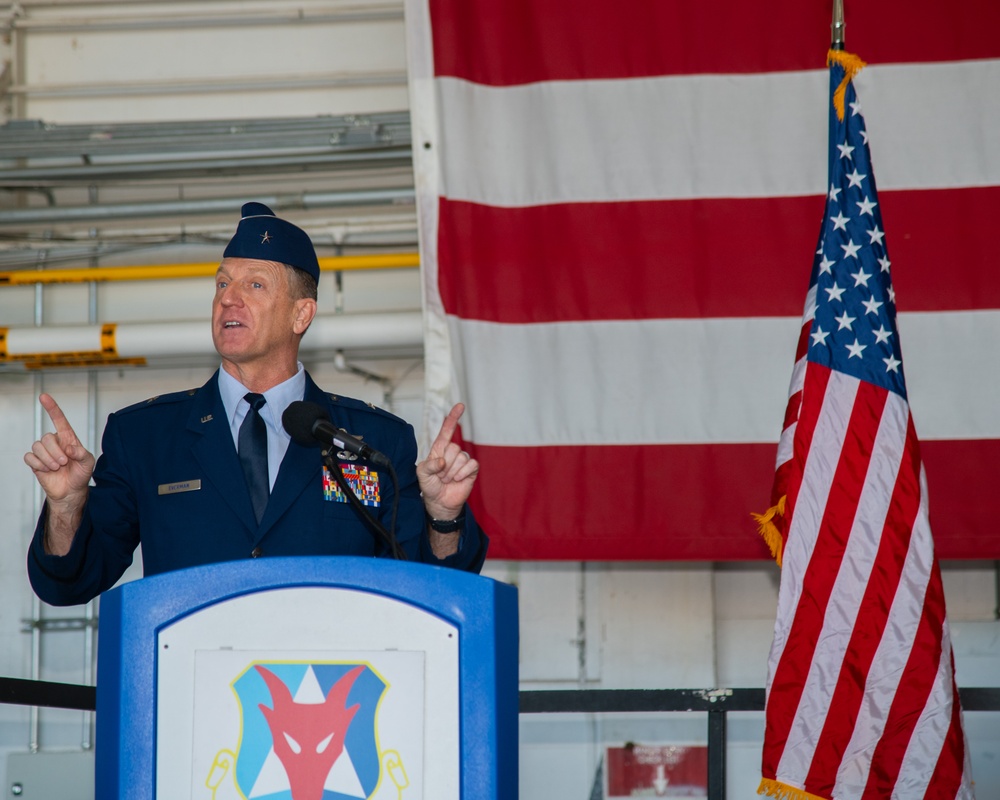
left=292, top=297, right=318, bottom=334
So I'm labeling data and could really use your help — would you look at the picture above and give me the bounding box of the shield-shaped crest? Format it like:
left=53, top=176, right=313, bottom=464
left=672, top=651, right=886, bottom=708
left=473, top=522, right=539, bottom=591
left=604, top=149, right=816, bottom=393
left=231, top=662, right=387, bottom=800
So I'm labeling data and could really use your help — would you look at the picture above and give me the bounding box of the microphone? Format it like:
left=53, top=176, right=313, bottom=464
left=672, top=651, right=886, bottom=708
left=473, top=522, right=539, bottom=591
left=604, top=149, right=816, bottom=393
left=282, top=401, right=391, bottom=468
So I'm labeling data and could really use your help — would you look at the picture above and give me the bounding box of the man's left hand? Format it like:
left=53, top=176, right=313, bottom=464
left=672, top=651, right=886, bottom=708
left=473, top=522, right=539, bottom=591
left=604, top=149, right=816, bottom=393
left=417, top=402, right=478, bottom=522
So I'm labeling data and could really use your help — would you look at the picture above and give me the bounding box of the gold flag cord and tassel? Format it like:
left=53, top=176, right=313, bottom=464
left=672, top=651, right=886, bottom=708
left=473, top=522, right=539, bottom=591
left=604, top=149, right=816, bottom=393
left=828, top=49, right=867, bottom=121
left=758, top=777, right=831, bottom=800
left=751, top=494, right=787, bottom=567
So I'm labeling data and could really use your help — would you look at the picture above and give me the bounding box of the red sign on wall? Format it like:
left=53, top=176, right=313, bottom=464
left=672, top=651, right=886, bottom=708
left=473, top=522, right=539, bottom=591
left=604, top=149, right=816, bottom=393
left=606, top=743, right=708, bottom=798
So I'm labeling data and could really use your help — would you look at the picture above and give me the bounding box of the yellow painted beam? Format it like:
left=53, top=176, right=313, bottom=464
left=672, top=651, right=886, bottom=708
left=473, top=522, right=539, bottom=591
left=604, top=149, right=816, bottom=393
left=0, top=252, right=420, bottom=286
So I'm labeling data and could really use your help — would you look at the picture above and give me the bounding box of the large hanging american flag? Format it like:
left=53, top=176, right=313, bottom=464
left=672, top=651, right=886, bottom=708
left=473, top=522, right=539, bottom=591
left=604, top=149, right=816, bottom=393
left=404, top=0, right=1000, bottom=561
left=755, top=50, right=972, bottom=798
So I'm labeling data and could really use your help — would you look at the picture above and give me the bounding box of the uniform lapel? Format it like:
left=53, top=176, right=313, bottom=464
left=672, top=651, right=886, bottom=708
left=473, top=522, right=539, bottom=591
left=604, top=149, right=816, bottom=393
left=187, top=372, right=259, bottom=536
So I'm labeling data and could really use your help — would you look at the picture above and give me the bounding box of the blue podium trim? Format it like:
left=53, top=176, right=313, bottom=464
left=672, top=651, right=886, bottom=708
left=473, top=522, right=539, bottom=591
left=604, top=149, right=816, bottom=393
left=95, top=556, right=518, bottom=800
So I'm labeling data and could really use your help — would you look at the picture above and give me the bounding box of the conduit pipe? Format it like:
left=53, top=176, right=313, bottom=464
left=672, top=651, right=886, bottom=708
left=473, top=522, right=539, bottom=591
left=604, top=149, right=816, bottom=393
left=0, top=188, right=415, bottom=227
left=0, top=311, right=424, bottom=367
left=0, top=253, right=420, bottom=286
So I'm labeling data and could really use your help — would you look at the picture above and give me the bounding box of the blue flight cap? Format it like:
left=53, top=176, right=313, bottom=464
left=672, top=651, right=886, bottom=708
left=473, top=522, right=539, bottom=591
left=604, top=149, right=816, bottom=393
left=222, top=202, right=320, bottom=285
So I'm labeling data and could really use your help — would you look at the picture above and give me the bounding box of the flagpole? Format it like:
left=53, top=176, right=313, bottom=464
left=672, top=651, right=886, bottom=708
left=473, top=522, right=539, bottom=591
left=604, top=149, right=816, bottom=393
left=831, top=0, right=845, bottom=49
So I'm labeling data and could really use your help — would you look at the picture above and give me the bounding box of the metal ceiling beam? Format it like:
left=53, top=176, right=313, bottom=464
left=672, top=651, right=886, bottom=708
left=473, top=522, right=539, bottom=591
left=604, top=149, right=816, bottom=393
left=0, top=148, right=412, bottom=185
left=0, top=187, right=415, bottom=226
left=3, top=2, right=404, bottom=32
left=5, top=70, right=409, bottom=99
left=0, top=113, right=411, bottom=159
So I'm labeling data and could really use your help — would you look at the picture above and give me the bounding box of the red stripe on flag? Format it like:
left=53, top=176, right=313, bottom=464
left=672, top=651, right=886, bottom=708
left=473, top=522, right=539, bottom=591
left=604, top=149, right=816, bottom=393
left=882, top=186, right=1000, bottom=313
left=926, top=656, right=969, bottom=795
left=802, top=416, right=922, bottom=795
left=776, top=363, right=832, bottom=525
left=921, top=438, right=1000, bottom=559
left=438, top=187, right=1000, bottom=323
left=793, top=322, right=812, bottom=363
left=781, top=387, right=803, bottom=435
left=861, top=562, right=949, bottom=797
left=763, top=380, right=887, bottom=775
left=457, top=434, right=1000, bottom=561
left=429, top=0, right=1000, bottom=85
left=460, top=440, right=780, bottom=561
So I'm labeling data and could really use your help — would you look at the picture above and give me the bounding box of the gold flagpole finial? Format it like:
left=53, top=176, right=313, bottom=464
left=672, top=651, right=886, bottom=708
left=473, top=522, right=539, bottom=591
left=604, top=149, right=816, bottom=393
left=831, top=0, right=845, bottom=50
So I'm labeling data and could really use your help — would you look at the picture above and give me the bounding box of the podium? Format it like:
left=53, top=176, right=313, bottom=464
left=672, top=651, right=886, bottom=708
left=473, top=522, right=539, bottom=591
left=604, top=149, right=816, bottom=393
left=94, top=556, right=519, bottom=800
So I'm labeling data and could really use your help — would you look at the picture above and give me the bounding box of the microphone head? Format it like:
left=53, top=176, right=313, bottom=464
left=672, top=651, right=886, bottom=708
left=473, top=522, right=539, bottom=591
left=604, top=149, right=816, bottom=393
left=281, top=400, right=329, bottom=447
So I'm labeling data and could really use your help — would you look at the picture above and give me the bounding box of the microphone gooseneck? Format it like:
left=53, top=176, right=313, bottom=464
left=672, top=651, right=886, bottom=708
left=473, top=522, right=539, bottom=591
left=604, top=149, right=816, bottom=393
left=282, top=401, right=390, bottom=467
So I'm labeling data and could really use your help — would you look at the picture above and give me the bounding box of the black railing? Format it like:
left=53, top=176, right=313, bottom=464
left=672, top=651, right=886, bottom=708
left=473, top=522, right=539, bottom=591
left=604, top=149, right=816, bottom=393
left=3, top=677, right=998, bottom=799
left=0, top=677, right=96, bottom=712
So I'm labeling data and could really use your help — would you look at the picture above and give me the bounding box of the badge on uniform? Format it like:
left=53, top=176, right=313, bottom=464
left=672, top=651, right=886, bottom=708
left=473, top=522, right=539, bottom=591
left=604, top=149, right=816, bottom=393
left=158, top=479, right=202, bottom=495
left=323, top=465, right=381, bottom=507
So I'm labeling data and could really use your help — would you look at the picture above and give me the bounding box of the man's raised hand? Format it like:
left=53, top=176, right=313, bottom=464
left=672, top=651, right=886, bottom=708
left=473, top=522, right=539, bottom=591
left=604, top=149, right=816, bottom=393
left=24, top=394, right=95, bottom=554
left=416, top=402, right=479, bottom=523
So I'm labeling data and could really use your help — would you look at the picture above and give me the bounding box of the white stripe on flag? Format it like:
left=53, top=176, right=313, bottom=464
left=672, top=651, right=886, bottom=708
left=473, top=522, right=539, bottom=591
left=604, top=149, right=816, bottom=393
left=448, top=311, right=1000, bottom=446
left=437, top=60, right=1000, bottom=207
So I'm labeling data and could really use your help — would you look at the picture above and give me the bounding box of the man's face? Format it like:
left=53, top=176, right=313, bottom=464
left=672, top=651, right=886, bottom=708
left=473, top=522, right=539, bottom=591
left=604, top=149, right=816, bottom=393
left=211, top=258, right=315, bottom=371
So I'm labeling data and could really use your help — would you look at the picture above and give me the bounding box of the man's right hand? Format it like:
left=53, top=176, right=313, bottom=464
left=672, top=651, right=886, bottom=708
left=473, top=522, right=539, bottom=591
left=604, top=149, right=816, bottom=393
left=23, top=393, right=95, bottom=555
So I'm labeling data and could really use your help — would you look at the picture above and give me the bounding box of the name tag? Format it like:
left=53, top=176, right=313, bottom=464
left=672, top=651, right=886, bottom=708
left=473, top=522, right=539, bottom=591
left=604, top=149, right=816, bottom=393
left=158, top=479, right=202, bottom=495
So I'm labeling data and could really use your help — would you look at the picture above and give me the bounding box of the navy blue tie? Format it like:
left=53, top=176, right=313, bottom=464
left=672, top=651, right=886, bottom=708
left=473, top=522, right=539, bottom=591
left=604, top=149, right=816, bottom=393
left=238, top=393, right=269, bottom=524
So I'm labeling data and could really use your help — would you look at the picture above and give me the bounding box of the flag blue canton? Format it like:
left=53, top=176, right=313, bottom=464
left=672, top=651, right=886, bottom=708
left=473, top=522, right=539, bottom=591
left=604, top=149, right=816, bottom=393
left=807, top=64, right=907, bottom=399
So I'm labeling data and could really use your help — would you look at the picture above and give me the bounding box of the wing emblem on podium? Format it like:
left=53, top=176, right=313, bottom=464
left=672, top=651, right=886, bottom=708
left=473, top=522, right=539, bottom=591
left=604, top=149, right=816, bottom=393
left=224, top=661, right=390, bottom=800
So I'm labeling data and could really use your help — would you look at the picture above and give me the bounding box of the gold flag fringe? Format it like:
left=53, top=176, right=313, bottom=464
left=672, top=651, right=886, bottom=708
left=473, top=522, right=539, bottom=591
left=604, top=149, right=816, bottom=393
left=827, top=49, right=867, bottom=121
left=758, top=778, right=829, bottom=800
left=751, top=494, right=786, bottom=567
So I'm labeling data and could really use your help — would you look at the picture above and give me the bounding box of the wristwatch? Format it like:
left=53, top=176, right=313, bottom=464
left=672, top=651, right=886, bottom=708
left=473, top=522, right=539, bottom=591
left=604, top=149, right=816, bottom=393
left=427, top=512, right=465, bottom=533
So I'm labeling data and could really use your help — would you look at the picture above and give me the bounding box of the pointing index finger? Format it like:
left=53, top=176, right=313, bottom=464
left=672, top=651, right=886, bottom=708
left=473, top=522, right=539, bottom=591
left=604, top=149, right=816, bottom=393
left=39, top=393, right=78, bottom=440
left=431, top=403, right=465, bottom=454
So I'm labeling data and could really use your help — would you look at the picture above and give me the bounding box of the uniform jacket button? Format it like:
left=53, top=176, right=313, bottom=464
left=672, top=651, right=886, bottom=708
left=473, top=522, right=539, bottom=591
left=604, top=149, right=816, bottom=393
left=250, top=547, right=262, bottom=558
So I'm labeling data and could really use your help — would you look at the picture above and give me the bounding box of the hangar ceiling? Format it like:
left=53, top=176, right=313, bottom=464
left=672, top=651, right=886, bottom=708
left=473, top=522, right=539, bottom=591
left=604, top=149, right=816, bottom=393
left=0, top=0, right=423, bottom=365
left=0, top=112, right=417, bottom=270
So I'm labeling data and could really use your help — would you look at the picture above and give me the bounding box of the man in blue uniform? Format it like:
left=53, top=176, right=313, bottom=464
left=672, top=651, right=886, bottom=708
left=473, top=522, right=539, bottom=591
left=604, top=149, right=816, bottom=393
left=24, top=202, right=487, bottom=606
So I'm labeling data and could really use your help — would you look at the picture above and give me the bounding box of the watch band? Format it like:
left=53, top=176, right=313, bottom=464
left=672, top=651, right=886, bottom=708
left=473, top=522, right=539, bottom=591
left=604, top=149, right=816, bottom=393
left=427, top=512, right=465, bottom=533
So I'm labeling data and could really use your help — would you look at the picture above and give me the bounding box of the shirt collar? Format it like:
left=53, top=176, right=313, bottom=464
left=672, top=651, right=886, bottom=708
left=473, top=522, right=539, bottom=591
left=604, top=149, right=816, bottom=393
left=218, top=362, right=306, bottom=435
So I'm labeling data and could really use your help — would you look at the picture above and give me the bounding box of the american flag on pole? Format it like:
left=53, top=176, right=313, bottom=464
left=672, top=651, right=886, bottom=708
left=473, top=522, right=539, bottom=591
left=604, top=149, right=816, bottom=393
left=754, top=50, right=973, bottom=798
left=404, top=0, right=1000, bottom=561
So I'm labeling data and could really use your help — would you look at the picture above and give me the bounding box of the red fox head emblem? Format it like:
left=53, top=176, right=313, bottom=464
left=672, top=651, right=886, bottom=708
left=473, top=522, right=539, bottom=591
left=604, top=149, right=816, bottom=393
left=256, top=664, right=364, bottom=800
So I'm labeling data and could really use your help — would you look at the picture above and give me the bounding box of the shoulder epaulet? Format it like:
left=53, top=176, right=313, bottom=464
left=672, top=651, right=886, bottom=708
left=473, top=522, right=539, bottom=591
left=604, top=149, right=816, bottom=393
left=327, top=393, right=407, bottom=425
left=115, top=386, right=200, bottom=415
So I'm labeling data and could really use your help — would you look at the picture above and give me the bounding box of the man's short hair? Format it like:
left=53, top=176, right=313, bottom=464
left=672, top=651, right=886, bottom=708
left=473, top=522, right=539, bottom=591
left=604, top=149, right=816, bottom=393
left=285, top=263, right=318, bottom=302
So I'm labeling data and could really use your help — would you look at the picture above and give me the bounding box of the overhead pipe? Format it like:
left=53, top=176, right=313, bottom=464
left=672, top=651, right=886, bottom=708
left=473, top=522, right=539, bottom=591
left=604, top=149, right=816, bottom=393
left=0, top=188, right=415, bottom=227
left=0, top=113, right=411, bottom=160
left=5, top=3, right=404, bottom=32
left=0, top=148, right=412, bottom=184
left=6, top=69, right=409, bottom=99
left=0, top=311, right=425, bottom=368
left=0, top=253, right=420, bottom=286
